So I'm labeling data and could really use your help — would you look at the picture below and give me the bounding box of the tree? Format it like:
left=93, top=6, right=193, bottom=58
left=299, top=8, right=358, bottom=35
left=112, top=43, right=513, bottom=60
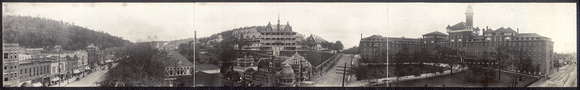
left=2, top=15, right=131, bottom=50
left=342, top=46, right=359, bottom=54
left=332, top=41, right=344, bottom=51
left=218, top=36, right=239, bottom=74
left=435, top=45, right=459, bottom=74
left=177, top=40, right=202, bottom=63
left=393, top=43, right=411, bottom=82
left=98, top=42, right=167, bottom=87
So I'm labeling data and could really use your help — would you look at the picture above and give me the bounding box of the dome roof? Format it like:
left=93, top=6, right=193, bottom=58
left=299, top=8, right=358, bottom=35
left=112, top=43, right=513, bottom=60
left=280, top=64, right=294, bottom=76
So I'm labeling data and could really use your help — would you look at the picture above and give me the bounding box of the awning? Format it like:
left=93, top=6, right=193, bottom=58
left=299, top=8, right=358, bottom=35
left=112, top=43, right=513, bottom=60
left=32, top=82, right=43, bottom=87
left=51, top=77, right=60, bottom=81
left=86, top=66, right=91, bottom=70
left=73, top=69, right=81, bottom=74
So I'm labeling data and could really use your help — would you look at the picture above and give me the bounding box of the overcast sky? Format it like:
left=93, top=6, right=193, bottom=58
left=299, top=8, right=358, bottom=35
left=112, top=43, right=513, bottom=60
left=3, top=3, right=576, bottom=53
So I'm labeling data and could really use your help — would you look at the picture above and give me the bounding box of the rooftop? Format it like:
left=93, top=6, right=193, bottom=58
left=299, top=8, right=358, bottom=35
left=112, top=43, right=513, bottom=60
left=162, top=51, right=193, bottom=67
left=515, top=33, right=547, bottom=38
left=423, top=31, right=448, bottom=36
left=447, top=22, right=466, bottom=30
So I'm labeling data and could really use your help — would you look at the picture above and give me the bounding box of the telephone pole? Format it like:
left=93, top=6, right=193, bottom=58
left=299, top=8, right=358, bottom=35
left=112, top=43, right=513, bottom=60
left=193, top=31, right=196, bottom=87
left=342, top=62, right=347, bottom=87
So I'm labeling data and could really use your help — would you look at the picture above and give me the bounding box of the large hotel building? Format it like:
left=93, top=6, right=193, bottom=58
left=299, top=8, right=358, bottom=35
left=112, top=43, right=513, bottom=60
left=359, top=5, right=554, bottom=75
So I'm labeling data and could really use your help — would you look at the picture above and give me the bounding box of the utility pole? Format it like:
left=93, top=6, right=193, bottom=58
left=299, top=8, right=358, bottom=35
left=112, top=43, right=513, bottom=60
left=58, top=48, right=61, bottom=87
left=386, top=37, right=389, bottom=87
left=193, top=31, right=196, bottom=87
left=342, top=62, right=347, bottom=87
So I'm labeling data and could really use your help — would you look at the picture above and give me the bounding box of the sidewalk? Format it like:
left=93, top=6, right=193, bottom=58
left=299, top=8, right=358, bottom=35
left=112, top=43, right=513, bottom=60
left=357, top=63, right=467, bottom=87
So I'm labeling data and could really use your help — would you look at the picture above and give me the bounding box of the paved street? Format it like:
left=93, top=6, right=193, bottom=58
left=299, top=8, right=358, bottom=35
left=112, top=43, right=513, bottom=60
left=311, top=54, right=353, bottom=87
left=528, top=63, right=577, bottom=87
left=62, top=69, right=109, bottom=87
left=62, top=63, right=117, bottom=87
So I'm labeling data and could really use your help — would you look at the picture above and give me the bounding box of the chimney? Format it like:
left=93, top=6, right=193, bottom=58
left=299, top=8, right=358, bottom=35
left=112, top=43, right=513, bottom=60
left=517, top=28, right=519, bottom=33
left=486, top=26, right=489, bottom=30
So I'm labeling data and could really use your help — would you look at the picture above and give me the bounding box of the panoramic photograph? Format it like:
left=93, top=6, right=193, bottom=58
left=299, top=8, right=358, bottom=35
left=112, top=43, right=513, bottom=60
left=2, top=3, right=577, bottom=88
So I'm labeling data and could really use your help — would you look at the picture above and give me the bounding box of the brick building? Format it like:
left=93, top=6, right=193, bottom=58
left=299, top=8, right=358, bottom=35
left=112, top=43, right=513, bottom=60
left=3, top=43, right=21, bottom=87
left=358, top=5, right=554, bottom=75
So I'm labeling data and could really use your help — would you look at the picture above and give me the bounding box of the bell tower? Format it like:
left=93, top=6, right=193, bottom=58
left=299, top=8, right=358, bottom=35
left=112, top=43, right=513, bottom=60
left=465, top=4, right=474, bottom=27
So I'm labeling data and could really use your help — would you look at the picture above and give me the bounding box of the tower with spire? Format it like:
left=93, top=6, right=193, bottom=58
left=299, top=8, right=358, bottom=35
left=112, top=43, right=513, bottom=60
left=465, top=4, right=474, bottom=27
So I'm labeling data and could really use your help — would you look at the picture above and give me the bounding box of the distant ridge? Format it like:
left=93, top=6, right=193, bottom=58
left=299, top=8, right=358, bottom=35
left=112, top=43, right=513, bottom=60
left=2, top=15, right=132, bottom=50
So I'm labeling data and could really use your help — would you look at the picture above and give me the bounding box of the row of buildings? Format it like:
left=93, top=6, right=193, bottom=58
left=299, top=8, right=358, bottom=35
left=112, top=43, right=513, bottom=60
left=2, top=43, right=116, bottom=87
left=358, top=5, right=554, bottom=75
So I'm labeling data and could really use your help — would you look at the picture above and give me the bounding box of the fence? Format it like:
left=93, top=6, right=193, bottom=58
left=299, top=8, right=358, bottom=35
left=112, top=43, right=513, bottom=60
left=315, top=53, right=342, bottom=75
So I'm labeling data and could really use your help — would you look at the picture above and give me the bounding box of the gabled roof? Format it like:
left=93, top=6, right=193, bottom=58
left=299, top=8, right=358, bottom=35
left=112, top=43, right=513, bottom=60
left=483, top=28, right=494, bottom=33
left=195, top=64, right=219, bottom=71
left=423, top=31, right=448, bottom=36
left=494, top=27, right=517, bottom=33
left=245, top=68, right=256, bottom=73
left=253, top=71, right=267, bottom=76
left=163, top=51, right=193, bottom=67
left=515, top=33, right=546, bottom=37
left=305, top=34, right=327, bottom=43
left=448, top=22, right=466, bottom=30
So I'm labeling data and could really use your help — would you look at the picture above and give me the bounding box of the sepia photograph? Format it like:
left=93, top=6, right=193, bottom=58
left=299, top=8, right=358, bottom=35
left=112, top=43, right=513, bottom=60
left=2, top=2, right=577, bottom=88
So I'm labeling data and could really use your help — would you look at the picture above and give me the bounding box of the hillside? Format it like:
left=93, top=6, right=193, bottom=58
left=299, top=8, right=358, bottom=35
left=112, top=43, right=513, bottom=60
left=2, top=15, right=131, bottom=50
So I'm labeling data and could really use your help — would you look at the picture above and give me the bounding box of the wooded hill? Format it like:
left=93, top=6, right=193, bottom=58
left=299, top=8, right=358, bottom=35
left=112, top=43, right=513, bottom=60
left=2, top=15, right=131, bottom=50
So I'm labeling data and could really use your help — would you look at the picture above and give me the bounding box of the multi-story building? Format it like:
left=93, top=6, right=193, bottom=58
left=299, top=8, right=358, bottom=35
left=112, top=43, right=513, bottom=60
left=231, top=17, right=301, bottom=52
left=3, top=43, right=21, bottom=87
left=358, top=5, right=554, bottom=75
left=18, top=60, right=51, bottom=87
left=86, top=43, right=104, bottom=68
left=359, top=35, right=421, bottom=62
left=74, top=50, right=88, bottom=74
left=233, top=27, right=262, bottom=50
left=258, top=18, right=299, bottom=51
left=65, top=55, right=79, bottom=76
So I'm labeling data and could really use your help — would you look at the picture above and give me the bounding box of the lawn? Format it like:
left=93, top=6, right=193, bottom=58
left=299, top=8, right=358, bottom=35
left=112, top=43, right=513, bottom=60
left=382, top=70, right=540, bottom=87
left=357, top=64, right=448, bottom=80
